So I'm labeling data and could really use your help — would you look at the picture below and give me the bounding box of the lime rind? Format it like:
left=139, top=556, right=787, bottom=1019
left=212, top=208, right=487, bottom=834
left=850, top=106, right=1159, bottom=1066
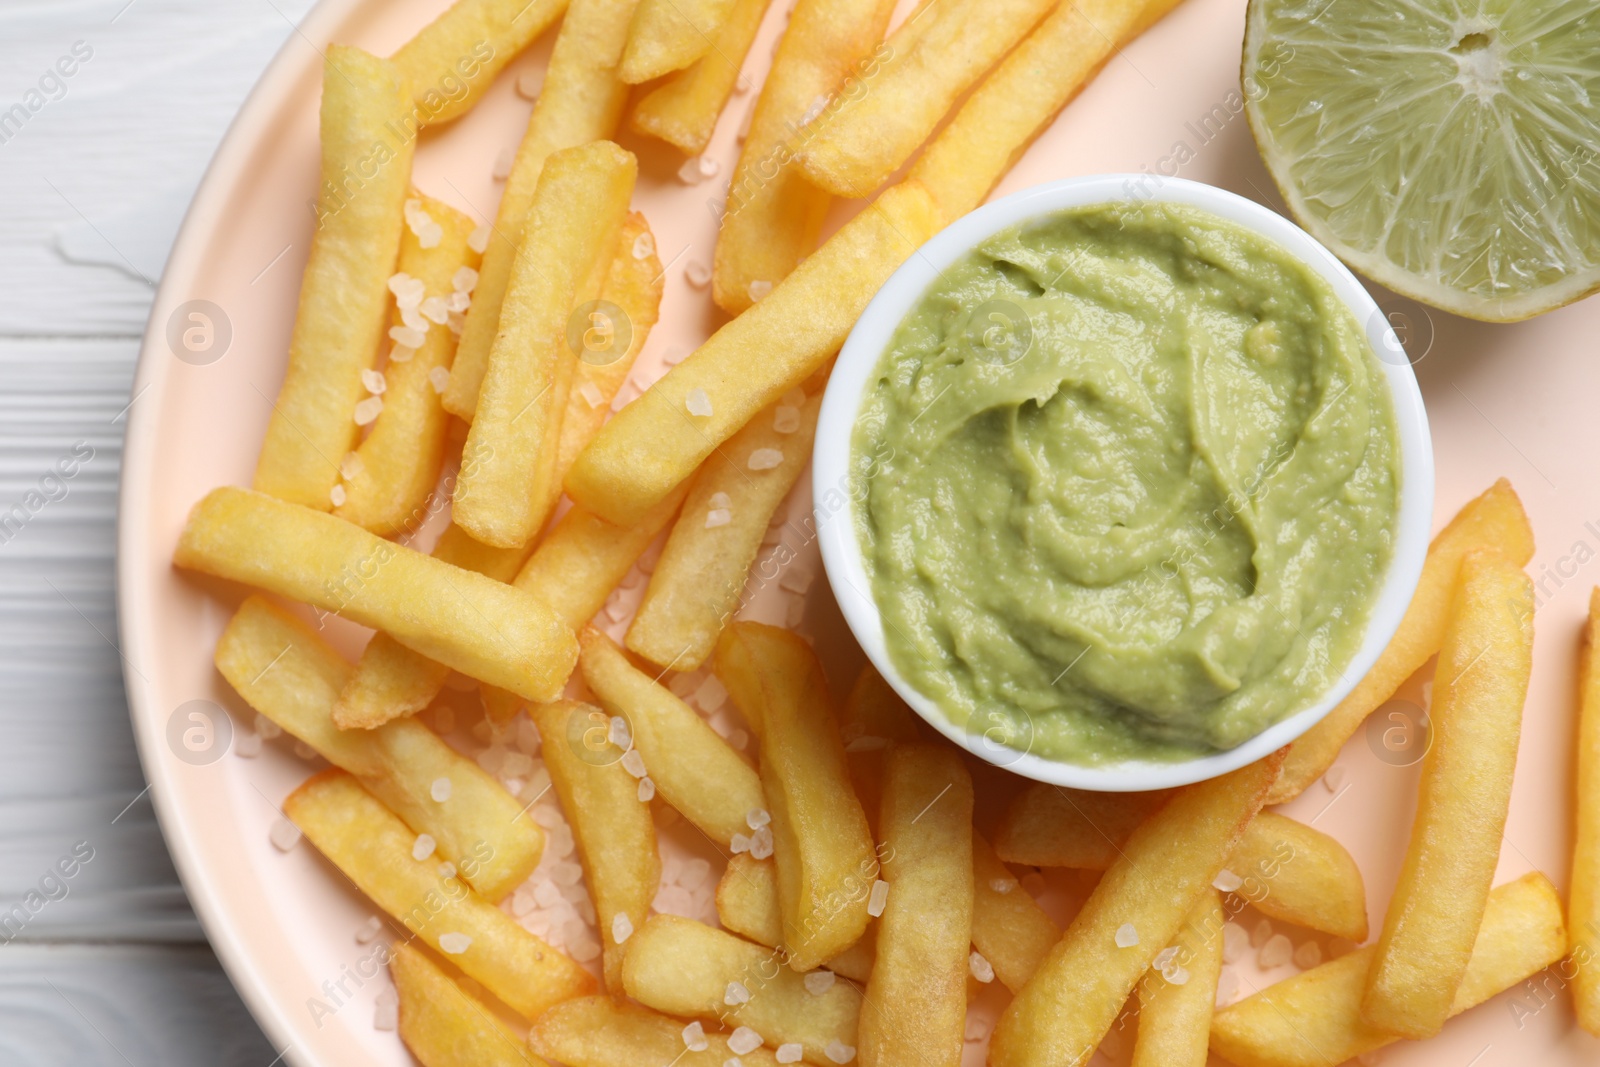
left=1244, top=0, right=1600, bottom=321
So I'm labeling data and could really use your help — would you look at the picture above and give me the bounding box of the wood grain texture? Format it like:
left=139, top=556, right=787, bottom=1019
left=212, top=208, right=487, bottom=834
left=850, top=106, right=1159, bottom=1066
left=1, top=0, right=318, bottom=1059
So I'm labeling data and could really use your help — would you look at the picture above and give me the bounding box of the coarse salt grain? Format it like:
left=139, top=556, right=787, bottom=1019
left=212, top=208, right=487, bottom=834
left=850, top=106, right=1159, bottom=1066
left=1222, top=922, right=1249, bottom=963
left=686, top=261, right=712, bottom=288
left=390, top=325, right=426, bottom=348
left=705, top=508, right=732, bottom=529
left=1166, top=966, right=1190, bottom=985
left=729, top=729, right=749, bottom=750
left=329, top=484, right=348, bottom=508
left=969, top=951, right=995, bottom=983
left=420, top=296, right=451, bottom=324
left=373, top=988, right=398, bottom=1031
left=964, top=1016, right=990, bottom=1043
left=235, top=731, right=262, bottom=758
left=867, top=879, right=889, bottom=917
left=612, top=912, right=634, bottom=944
left=401, top=304, right=429, bottom=332
left=632, top=232, right=656, bottom=260
left=493, top=147, right=515, bottom=180
left=725, top=980, right=751, bottom=1005
left=731, top=832, right=752, bottom=855
left=638, top=776, right=656, bottom=802
left=1213, top=868, right=1243, bottom=893
left=825, top=1041, right=856, bottom=1064
left=412, top=834, right=436, bottom=861
left=579, top=380, right=605, bottom=408
left=387, top=272, right=415, bottom=296
left=747, top=808, right=771, bottom=829
left=621, top=749, right=647, bottom=778
left=354, top=396, right=384, bottom=426
left=1115, top=923, right=1139, bottom=948
left=748, top=280, right=773, bottom=302
left=693, top=676, right=728, bottom=712
left=749, top=826, right=773, bottom=860
left=293, top=740, right=318, bottom=761
left=1293, top=940, right=1323, bottom=969
left=340, top=452, right=365, bottom=480
left=269, top=818, right=301, bottom=851
left=453, top=266, right=478, bottom=293
left=678, top=157, right=707, bottom=184
left=356, top=915, right=383, bottom=943
left=389, top=343, right=416, bottom=363
left=254, top=713, right=282, bottom=740
left=1325, top=763, right=1349, bottom=792
left=708, top=491, right=732, bottom=509
left=1251, top=917, right=1274, bottom=948
left=698, top=156, right=720, bottom=179
left=437, top=861, right=456, bottom=879
left=608, top=716, right=632, bottom=749
left=785, top=597, right=806, bottom=628
left=468, top=224, right=491, bottom=253
left=773, top=405, right=801, bottom=433
left=776, top=1044, right=803, bottom=1063
left=779, top=566, right=814, bottom=595
left=804, top=970, right=835, bottom=995
left=989, top=876, right=1018, bottom=894
left=439, top=932, right=472, bottom=954
left=748, top=447, right=783, bottom=471
left=1153, top=946, right=1179, bottom=971
left=362, top=368, right=386, bottom=395
left=1259, top=933, right=1294, bottom=969
left=428, top=366, right=451, bottom=393
left=551, top=860, right=583, bottom=887
left=686, top=388, right=713, bottom=416
left=1215, top=968, right=1240, bottom=1008
left=430, top=776, right=452, bottom=802
left=729, top=1027, right=763, bottom=1054
left=683, top=1021, right=709, bottom=1051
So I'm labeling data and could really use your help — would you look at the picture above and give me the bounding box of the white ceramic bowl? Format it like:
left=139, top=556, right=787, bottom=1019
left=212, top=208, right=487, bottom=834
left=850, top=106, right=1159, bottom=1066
left=814, top=175, right=1434, bottom=792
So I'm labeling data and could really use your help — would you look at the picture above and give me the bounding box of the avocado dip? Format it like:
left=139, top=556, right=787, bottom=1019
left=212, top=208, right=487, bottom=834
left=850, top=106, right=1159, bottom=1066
left=850, top=201, right=1401, bottom=764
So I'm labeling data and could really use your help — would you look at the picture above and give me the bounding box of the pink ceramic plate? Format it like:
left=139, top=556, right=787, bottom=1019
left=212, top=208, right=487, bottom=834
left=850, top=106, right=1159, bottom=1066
left=119, top=0, right=1600, bottom=1063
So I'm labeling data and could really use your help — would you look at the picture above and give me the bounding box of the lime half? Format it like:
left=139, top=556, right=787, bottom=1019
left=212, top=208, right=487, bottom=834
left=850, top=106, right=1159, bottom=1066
left=1243, top=0, right=1600, bottom=322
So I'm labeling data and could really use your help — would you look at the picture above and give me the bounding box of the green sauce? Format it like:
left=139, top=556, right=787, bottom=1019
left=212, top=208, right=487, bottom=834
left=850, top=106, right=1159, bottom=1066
left=851, top=201, right=1401, bottom=764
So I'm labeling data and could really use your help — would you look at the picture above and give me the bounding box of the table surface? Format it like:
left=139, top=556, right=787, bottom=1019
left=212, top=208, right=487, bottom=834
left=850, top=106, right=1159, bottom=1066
left=0, top=1, right=315, bottom=1061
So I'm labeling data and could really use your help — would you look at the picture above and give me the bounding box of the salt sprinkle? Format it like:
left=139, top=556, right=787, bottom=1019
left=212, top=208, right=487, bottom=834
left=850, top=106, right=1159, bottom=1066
left=664, top=345, right=689, bottom=364
left=785, top=597, right=806, bottom=628
left=1213, top=868, right=1243, bottom=893
left=292, top=740, right=318, bottom=761
left=354, top=396, right=384, bottom=426
left=729, top=729, right=749, bottom=750
left=728, top=1027, right=763, bottom=1054
left=698, top=156, right=721, bottom=179
left=969, top=951, right=995, bottom=983
left=400, top=304, right=429, bottom=332
left=579, top=380, right=605, bottom=408
left=638, top=776, right=656, bottom=802
left=746, top=808, right=771, bottom=829
left=1166, top=966, right=1190, bottom=986
left=731, top=833, right=752, bottom=855
left=773, top=405, right=801, bottom=433
left=678, top=157, right=708, bottom=184
left=776, top=1044, right=803, bottom=1063
left=389, top=343, right=416, bottom=363
left=254, top=713, right=282, bottom=740
left=686, top=388, right=713, bottom=417
left=608, top=716, right=632, bottom=749
left=804, top=970, right=836, bottom=995
left=867, top=879, right=889, bottom=917
left=493, top=147, right=515, bottom=180
left=705, top=508, right=733, bottom=529
left=412, top=834, right=436, bottom=861
left=373, top=988, right=398, bottom=1031
left=686, top=261, right=712, bottom=288
left=468, top=225, right=491, bottom=254
left=964, top=1016, right=991, bottom=1043
left=989, top=876, right=1018, bottom=895
left=387, top=272, right=417, bottom=297
left=709, top=491, right=733, bottom=509
left=1114, top=923, right=1140, bottom=948
left=683, top=1021, right=709, bottom=1051
left=825, top=1041, right=856, bottom=1064
left=430, top=777, right=452, bottom=802
left=269, top=819, right=301, bottom=852
left=439, top=932, right=472, bottom=954
left=779, top=566, right=814, bottom=595
left=1251, top=917, right=1274, bottom=948
left=420, top=296, right=451, bottom=324
left=1324, top=763, right=1349, bottom=792
left=516, top=68, right=544, bottom=99
left=748, top=448, right=783, bottom=470
left=355, top=915, right=383, bottom=944
left=1153, top=946, right=1180, bottom=971
left=1221, top=922, right=1249, bottom=964
left=234, top=731, right=262, bottom=758
left=1215, top=968, right=1240, bottom=1008
left=437, top=862, right=456, bottom=879
left=362, top=368, right=387, bottom=395
left=749, top=826, right=774, bottom=860
left=693, top=676, right=728, bottom=712
left=453, top=266, right=479, bottom=293
left=621, top=749, right=647, bottom=778
left=340, top=451, right=365, bottom=480
left=329, top=484, right=348, bottom=508
left=389, top=324, right=426, bottom=347
left=612, top=912, right=634, bottom=944
left=534, top=881, right=562, bottom=908
left=428, top=366, right=451, bottom=393
left=572, top=937, right=601, bottom=962
left=633, top=232, right=656, bottom=260
left=1293, top=940, right=1323, bottom=970
left=725, top=980, right=751, bottom=1005
left=748, top=280, right=773, bottom=302
left=1259, top=933, right=1294, bottom=969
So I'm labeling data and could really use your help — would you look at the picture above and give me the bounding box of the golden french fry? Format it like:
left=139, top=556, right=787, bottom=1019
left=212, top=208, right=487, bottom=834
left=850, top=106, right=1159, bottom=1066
left=908, top=0, right=1184, bottom=225
left=1576, top=587, right=1600, bottom=1035
left=713, top=0, right=897, bottom=313
left=174, top=487, right=576, bottom=701
left=334, top=629, right=456, bottom=731
left=532, top=995, right=789, bottom=1066
left=284, top=770, right=594, bottom=1017
left=216, top=596, right=541, bottom=900
left=859, top=744, right=973, bottom=1067
left=997, top=785, right=1366, bottom=941
left=444, top=0, right=639, bottom=421
left=839, top=663, right=922, bottom=834
left=335, top=193, right=477, bottom=536
left=629, top=0, right=771, bottom=154
left=971, top=832, right=1059, bottom=993
left=621, top=915, right=861, bottom=1060
left=714, top=854, right=875, bottom=981
left=989, top=751, right=1284, bottom=1067
left=1211, top=873, right=1568, bottom=1067
left=565, top=179, right=939, bottom=526
left=1131, top=891, right=1223, bottom=1067
left=1362, top=549, right=1533, bottom=1038
left=533, top=699, right=660, bottom=994
left=795, top=0, right=1055, bottom=198
left=619, top=0, right=735, bottom=83
left=254, top=48, right=415, bottom=509
left=578, top=627, right=765, bottom=845
left=626, top=391, right=821, bottom=669
left=389, top=941, right=546, bottom=1067
left=714, top=622, right=875, bottom=970
left=454, top=142, right=636, bottom=548
left=1272, top=479, right=1535, bottom=803
left=394, top=0, right=568, bottom=127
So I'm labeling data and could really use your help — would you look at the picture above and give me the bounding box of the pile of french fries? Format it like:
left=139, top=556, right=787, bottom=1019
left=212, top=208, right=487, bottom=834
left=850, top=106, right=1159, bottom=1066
left=169, top=0, right=1600, bottom=1063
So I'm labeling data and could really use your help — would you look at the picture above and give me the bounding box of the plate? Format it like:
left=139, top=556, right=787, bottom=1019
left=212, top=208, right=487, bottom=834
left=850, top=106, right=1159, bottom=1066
left=117, top=0, right=1600, bottom=1063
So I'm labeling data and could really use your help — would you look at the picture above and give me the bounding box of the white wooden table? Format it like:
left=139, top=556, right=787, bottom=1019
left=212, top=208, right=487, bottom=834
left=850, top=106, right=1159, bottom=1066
left=0, top=2, right=320, bottom=1061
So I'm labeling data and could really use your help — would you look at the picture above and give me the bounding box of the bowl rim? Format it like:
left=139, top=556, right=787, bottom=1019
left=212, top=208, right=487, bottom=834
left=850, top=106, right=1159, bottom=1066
left=813, top=174, right=1434, bottom=792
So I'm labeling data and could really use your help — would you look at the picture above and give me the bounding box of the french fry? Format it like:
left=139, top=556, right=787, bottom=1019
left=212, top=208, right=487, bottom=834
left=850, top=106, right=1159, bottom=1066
left=989, top=750, right=1284, bottom=1067
left=531, top=996, right=789, bottom=1066
left=1576, top=587, right=1600, bottom=1035
left=626, top=391, right=822, bottom=669
left=620, top=915, right=862, bottom=1061
left=795, top=0, right=1056, bottom=198
left=335, top=193, right=477, bottom=536
left=714, top=622, right=875, bottom=970
left=629, top=0, right=771, bottom=155
left=859, top=743, right=973, bottom=1067
left=713, top=0, right=897, bottom=313
left=714, top=854, right=875, bottom=981
left=390, top=942, right=546, bottom=1067
left=445, top=0, right=641, bottom=421
left=216, top=596, right=541, bottom=900
left=971, top=832, right=1059, bottom=993
left=1211, top=873, right=1568, bottom=1067
left=1271, top=479, right=1535, bottom=802
left=997, top=785, right=1366, bottom=940
left=1361, top=549, right=1533, bottom=1038
left=618, top=0, right=735, bottom=83
left=908, top=0, right=1186, bottom=225
left=578, top=627, right=765, bottom=845
left=174, top=487, right=576, bottom=701
left=284, top=770, right=594, bottom=1017
left=254, top=48, right=415, bottom=509
left=394, top=0, right=568, bottom=127
left=1131, top=891, right=1223, bottom=1067
left=454, top=141, right=636, bottom=548
left=533, top=700, right=660, bottom=994
left=565, top=179, right=939, bottom=526
left=840, top=663, right=922, bottom=834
